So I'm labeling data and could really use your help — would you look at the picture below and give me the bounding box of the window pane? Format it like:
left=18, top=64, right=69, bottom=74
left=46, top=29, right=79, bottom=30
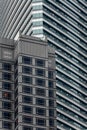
left=22, top=66, right=32, bottom=74
left=35, top=59, right=45, bottom=67
left=48, top=81, right=54, bottom=88
left=2, top=112, right=11, bottom=119
left=36, top=118, right=46, bottom=126
left=49, top=118, right=54, bottom=126
left=49, top=99, right=54, bottom=107
left=49, top=90, right=54, bottom=97
left=35, top=69, right=45, bottom=76
left=23, top=96, right=32, bottom=104
left=3, top=63, right=11, bottom=71
left=36, top=98, right=46, bottom=106
left=36, top=107, right=46, bottom=116
left=22, top=76, right=32, bottom=84
left=23, top=106, right=32, bottom=114
left=22, top=86, right=32, bottom=94
left=49, top=109, right=54, bottom=117
left=2, top=82, right=11, bottom=90
left=2, top=73, right=11, bottom=80
left=3, top=102, right=11, bottom=109
left=23, top=116, right=33, bottom=124
left=3, top=92, right=11, bottom=100
left=48, top=71, right=54, bottom=79
left=36, top=78, right=45, bottom=86
left=3, top=121, right=12, bottom=129
left=22, top=56, right=32, bottom=64
left=36, top=88, right=45, bottom=96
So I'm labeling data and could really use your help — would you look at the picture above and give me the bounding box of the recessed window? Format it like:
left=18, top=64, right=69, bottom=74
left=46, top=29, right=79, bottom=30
left=22, top=85, right=32, bottom=94
left=36, top=107, right=46, bottom=116
left=23, top=96, right=32, bottom=104
left=23, top=106, right=32, bottom=114
left=3, top=92, right=11, bottom=100
left=3, top=102, right=11, bottom=109
left=36, top=98, right=46, bottom=106
left=48, top=81, right=54, bottom=88
left=36, top=78, right=45, bottom=87
left=22, top=76, right=32, bottom=84
left=36, top=118, right=46, bottom=126
left=23, top=126, right=33, bottom=130
left=36, top=88, right=45, bottom=96
left=35, top=59, right=45, bottom=67
left=48, top=71, right=54, bottom=79
left=2, top=73, right=11, bottom=80
left=3, top=121, right=11, bottom=129
left=22, top=66, right=32, bottom=74
left=22, top=56, right=32, bottom=64
left=2, top=112, right=11, bottom=119
left=3, top=63, right=11, bottom=71
left=49, top=109, right=54, bottom=117
left=49, top=118, right=54, bottom=126
left=35, top=68, right=45, bottom=76
left=23, top=116, right=33, bottom=124
left=2, top=82, right=11, bottom=90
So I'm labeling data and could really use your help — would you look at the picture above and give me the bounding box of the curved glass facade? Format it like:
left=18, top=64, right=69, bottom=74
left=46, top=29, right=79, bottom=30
left=0, top=0, right=87, bottom=129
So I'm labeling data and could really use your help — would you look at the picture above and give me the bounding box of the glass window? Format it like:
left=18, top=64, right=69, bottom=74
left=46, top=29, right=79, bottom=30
left=22, top=66, right=32, bottom=74
left=2, top=112, right=11, bottom=119
left=36, top=128, right=46, bottom=130
left=2, top=73, right=11, bottom=80
left=49, top=99, right=54, bottom=107
left=48, top=81, right=54, bottom=88
left=23, top=96, right=32, bottom=104
left=35, top=59, right=45, bottom=67
left=36, top=107, right=46, bottom=116
left=49, top=119, right=54, bottom=126
left=36, top=98, right=46, bottom=106
left=3, top=63, right=11, bottom=71
left=23, top=116, right=33, bottom=124
left=35, top=68, right=45, bottom=76
left=22, top=76, right=32, bottom=84
left=48, top=71, right=54, bottom=79
left=2, top=82, right=11, bottom=90
left=22, top=56, right=32, bottom=64
left=49, top=90, right=54, bottom=97
left=23, top=106, right=32, bottom=114
left=36, top=118, right=46, bottom=126
left=3, top=92, right=11, bottom=100
left=49, top=109, right=54, bottom=117
left=3, top=102, right=11, bottom=109
left=36, top=78, right=45, bottom=86
left=22, top=86, right=32, bottom=94
left=3, top=121, right=11, bottom=129
left=23, top=126, right=33, bottom=130
left=36, top=88, right=45, bottom=96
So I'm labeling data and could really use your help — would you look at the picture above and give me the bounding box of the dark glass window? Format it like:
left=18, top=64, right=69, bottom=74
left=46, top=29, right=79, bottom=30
left=48, top=81, right=54, bottom=88
left=49, top=99, right=54, bottom=107
left=49, top=109, right=54, bottom=117
left=3, top=92, right=11, bottom=100
left=22, top=76, right=32, bottom=84
left=23, top=106, right=32, bottom=114
left=3, top=121, right=11, bottom=129
left=22, top=56, right=32, bottom=64
left=23, top=116, right=33, bottom=124
left=36, top=128, right=46, bottom=130
left=35, top=59, right=45, bottom=67
left=3, top=102, right=11, bottom=109
left=23, top=126, right=33, bottom=130
left=36, top=78, right=45, bottom=86
left=23, top=96, right=32, bottom=104
left=2, top=73, right=11, bottom=80
left=49, top=118, right=54, bottom=126
left=49, top=90, right=54, bottom=97
left=48, top=71, right=54, bottom=79
left=22, top=66, right=32, bottom=74
left=22, top=86, right=32, bottom=94
left=36, top=98, right=46, bottom=106
left=36, top=107, right=46, bottom=116
left=15, top=98, right=18, bottom=108
left=35, top=69, right=45, bottom=76
left=15, top=108, right=18, bottom=118
left=36, top=88, right=45, bottom=96
left=3, top=112, right=11, bottom=119
left=3, top=63, right=11, bottom=71
left=36, top=118, right=46, bottom=126
left=2, top=82, right=11, bottom=90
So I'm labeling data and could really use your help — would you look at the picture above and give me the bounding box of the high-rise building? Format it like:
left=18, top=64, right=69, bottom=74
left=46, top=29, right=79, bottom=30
left=0, top=34, right=56, bottom=130
left=0, top=0, right=87, bottom=130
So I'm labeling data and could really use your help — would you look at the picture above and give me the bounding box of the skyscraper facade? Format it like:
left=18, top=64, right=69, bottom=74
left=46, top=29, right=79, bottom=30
left=0, top=0, right=87, bottom=130
left=0, top=34, right=56, bottom=130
